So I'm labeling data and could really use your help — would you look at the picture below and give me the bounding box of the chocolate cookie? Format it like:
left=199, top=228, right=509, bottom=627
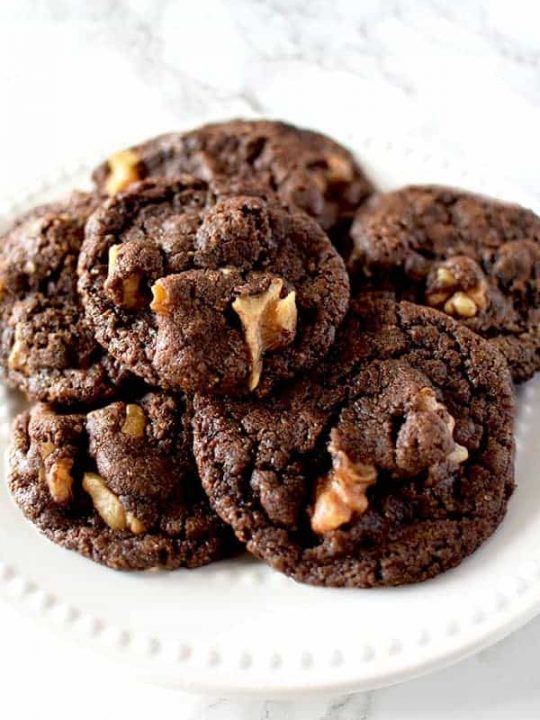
left=193, top=293, right=515, bottom=587
left=78, top=177, right=350, bottom=396
left=91, top=119, right=373, bottom=248
left=8, top=393, right=237, bottom=570
left=0, top=193, right=129, bottom=405
left=349, top=185, right=540, bottom=382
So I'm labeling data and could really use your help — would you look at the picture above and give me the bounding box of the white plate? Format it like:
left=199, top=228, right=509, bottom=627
left=1, top=135, right=540, bottom=697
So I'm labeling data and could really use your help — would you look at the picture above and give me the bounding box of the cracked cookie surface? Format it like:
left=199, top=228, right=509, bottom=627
left=9, top=393, right=238, bottom=570
left=349, top=185, right=540, bottom=382
left=78, top=177, right=350, bottom=396
left=192, top=293, right=515, bottom=587
left=0, top=193, right=129, bottom=404
left=91, top=119, right=373, bottom=250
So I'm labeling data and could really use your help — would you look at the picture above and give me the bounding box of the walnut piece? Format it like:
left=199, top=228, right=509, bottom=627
left=447, top=444, right=469, bottom=464
left=150, top=279, right=170, bottom=315
left=104, top=149, right=141, bottom=196
left=414, top=386, right=441, bottom=413
left=443, top=291, right=479, bottom=318
left=435, top=267, right=455, bottom=287
left=108, top=244, right=142, bottom=309
left=415, top=387, right=469, bottom=465
left=8, top=340, right=25, bottom=372
left=126, top=512, right=146, bottom=535
left=39, top=441, right=55, bottom=459
left=8, top=324, right=28, bottom=374
left=121, top=404, right=146, bottom=438
left=326, top=153, right=355, bottom=184
left=43, top=458, right=74, bottom=504
left=311, top=430, right=377, bottom=535
left=426, top=265, right=488, bottom=318
left=232, top=277, right=297, bottom=390
left=82, top=472, right=146, bottom=534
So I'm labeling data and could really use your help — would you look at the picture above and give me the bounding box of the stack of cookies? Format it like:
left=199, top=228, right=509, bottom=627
left=4, top=120, right=536, bottom=587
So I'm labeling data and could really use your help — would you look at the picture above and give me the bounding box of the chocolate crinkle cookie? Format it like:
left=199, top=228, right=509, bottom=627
left=78, top=176, right=350, bottom=396
left=193, top=293, right=515, bottom=587
left=91, top=119, right=374, bottom=249
left=9, top=392, right=238, bottom=570
left=0, top=192, right=129, bottom=405
left=349, top=185, right=540, bottom=382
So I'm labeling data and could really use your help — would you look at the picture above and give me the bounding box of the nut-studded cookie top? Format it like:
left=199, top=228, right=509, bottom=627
left=349, top=185, right=540, bottom=382
left=8, top=393, right=237, bottom=570
left=0, top=193, right=128, bottom=405
left=91, top=119, right=373, bottom=248
left=78, top=177, right=350, bottom=396
left=193, top=294, right=515, bottom=587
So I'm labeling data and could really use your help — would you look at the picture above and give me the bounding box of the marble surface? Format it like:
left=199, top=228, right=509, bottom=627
left=1, top=1, right=540, bottom=718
